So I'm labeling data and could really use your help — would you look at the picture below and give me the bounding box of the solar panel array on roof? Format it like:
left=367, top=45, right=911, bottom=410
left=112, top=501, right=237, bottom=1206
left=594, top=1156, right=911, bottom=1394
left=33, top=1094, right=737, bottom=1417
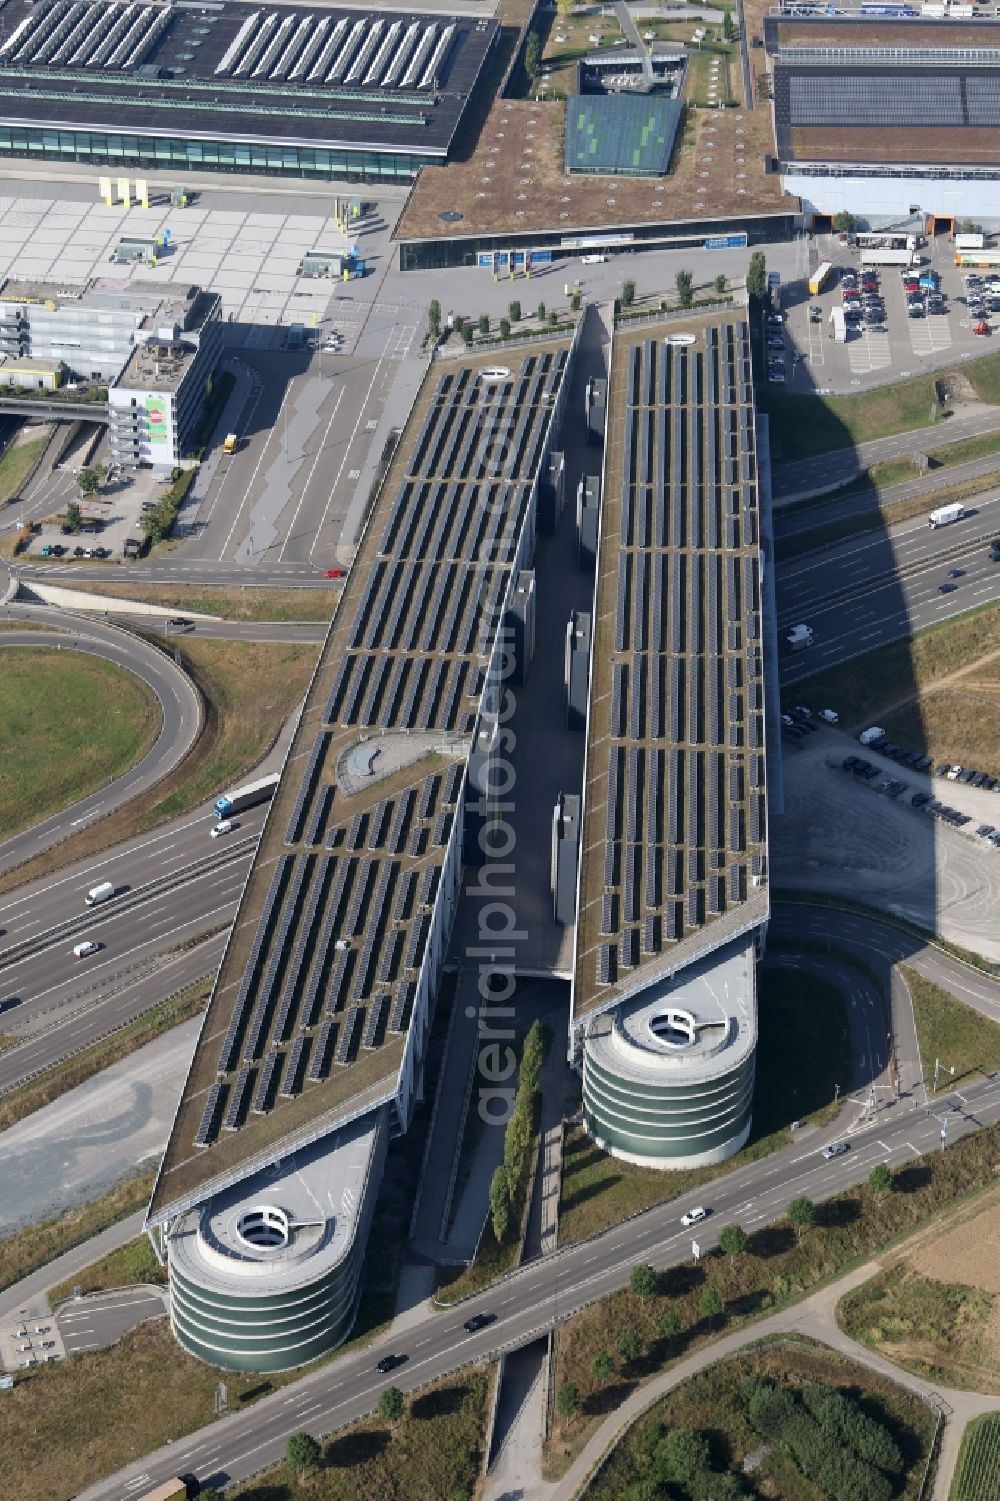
left=155, top=338, right=571, bottom=1216
left=211, top=7, right=456, bottom=88
left=788, top=71, right=962, bottom=126
left=580, top=321, right=767, bottom=1003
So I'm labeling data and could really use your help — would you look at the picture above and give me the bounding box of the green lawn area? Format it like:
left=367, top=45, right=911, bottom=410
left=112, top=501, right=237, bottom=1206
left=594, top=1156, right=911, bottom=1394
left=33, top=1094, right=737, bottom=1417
left=765, top=348, right=1000, bottom=468
left=48, top=1235, right=165, bottom=1306
left=951, top=1413, right=1000, bottom=1501
left=578, top=1342, right=936, bottom=1501
left=557, top=965, right=849, bottom=1247
left=928, top=427, right=1000, bottom=469
left=782, top=599, right=1000, bottom=725
left=230, top=1372, right=489, bottom=1501
left=761, top=373, right=951, bottom=466
left=0, top=432, right=49, bottom=504
left=0, top=648, right=160, bottom=839
left=904, top=966, right=1000, bottom=1091
left=0, top=636, right=319, bottom=897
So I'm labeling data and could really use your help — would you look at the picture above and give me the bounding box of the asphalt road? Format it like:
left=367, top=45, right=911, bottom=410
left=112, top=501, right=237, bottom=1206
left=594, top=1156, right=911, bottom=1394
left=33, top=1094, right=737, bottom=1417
left=771, top=902, right=1000, bottom=1031
left=772, top=406, right=1000, bottom=500
left=56, top=1287, right=167, bottom=1356
left=774, top=451, right=1000, bottom=535
left=76, top=1064, right=1000, bottom=1501
left=0, top=607, right=202, bottom=877
left=777, top=534, right=1000, bottom=686
left=0, top=844, right=251, bottom=1085
left=776, top=493, right=1000, bottom=621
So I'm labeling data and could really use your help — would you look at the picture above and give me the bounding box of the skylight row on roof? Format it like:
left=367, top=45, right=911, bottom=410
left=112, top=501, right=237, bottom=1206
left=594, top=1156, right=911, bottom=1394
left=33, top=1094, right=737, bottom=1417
left=215, top=9, right=454, bottom=89
left=0, top=0, right=165, bottom=71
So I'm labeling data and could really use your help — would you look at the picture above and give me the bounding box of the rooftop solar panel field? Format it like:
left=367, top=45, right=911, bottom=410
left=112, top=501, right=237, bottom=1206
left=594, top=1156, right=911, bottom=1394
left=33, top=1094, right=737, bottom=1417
left=573, top=311, right=769, bottom=1027
left=149, top=335, right=572, bottom=1225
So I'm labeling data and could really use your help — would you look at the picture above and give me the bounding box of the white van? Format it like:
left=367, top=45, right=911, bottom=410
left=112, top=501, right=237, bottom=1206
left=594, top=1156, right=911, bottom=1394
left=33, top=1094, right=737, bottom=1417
left=73, top=940, right=100, bottom=959
left=84, top=881, right=114, bottom=906
left=581, top=253, right=607, bottom=264
left=479, top=366, right=512, bottom=384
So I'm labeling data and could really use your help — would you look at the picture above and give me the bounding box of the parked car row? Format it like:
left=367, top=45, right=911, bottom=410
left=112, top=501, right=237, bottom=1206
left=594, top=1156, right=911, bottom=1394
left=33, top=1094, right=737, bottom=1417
left=859, top=734, right=934, bottom=772
left=842, top=755, right=897, bottom=785
left=765, top=309, right=786, bottom=383
left=900, top=265, right=945, bottom=322
left=42, top=543, right=112, bottom=559
left=941, top=762, right=1000, bottom=789
left=841, top=268, right=890, bottom=334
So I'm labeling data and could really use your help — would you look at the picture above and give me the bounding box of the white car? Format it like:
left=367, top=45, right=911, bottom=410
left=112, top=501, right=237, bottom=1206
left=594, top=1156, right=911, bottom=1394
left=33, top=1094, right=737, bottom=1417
left=680, top=1206, right=707, bottom=1228
left=72, top=940, right=100, bottom=959
left=581, top=253, right=607, bottom=264
left=818, top=708, right=839, bottom=724
left=479, top=366, right=512, bottom=384
left=947, top=765, right=963, bottom=781
left=211, top=819, right=234, bottom=838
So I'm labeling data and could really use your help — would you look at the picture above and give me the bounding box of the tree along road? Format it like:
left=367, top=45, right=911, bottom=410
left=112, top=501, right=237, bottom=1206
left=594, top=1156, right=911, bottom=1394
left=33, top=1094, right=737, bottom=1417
left=76, top=1068, right=1000, bottom=1500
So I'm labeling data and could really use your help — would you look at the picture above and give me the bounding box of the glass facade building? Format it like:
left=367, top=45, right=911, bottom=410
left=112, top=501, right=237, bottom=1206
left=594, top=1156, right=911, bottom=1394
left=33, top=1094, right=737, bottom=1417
left=0, top=125, right=436, bottom=182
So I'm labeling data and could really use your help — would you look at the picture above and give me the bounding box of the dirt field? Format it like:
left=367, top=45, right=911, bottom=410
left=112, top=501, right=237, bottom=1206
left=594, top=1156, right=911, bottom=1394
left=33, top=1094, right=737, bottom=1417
left=907, top=1196, right=1000, bottom=1293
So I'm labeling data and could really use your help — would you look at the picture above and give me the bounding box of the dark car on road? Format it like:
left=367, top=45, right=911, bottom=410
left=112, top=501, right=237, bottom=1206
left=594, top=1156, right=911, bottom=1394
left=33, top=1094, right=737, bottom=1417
left=377, top=1353, right=407, bottom=1374
left=463, top=1313, right=497, bottom=1333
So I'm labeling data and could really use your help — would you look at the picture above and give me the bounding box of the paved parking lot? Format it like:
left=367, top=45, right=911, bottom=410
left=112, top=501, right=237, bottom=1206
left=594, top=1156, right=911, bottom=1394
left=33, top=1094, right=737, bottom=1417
left=772, top=732, right=1000, bottom=961
left=769, top=234, right=1000, bottom=392
left=0, top=191, right=372, bottom=331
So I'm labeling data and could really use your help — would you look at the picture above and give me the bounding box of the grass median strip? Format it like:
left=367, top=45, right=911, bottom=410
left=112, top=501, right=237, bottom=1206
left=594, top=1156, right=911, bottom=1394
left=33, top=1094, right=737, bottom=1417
left=0, top=648, right=160, bottom=841
left=0, top=1169, right=155, bottom=1296
left=0, top=977, right=211, bottom=1136
left=903, top=966, right=1000, bottom=1089
left=776, top=469, right=1000, bottom=561
left=45, top=581, right=339, bottom=623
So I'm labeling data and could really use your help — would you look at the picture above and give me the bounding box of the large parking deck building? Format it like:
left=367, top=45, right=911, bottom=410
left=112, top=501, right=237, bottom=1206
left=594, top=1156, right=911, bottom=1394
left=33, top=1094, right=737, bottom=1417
left=0, top=0, right=497, bottom=180
left=573, top=311, right=770, bottom=1168
left=148, top=335, right=574, bottom=1370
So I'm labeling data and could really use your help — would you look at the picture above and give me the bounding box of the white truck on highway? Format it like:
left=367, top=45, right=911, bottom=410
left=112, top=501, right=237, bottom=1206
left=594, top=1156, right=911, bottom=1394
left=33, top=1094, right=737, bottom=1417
left=213, top=772, right=280, bottom=820
left=786, top=623, right=814, bottom=651
left=84, top=880, right=115, bottom=907
left=928, top=502, right=965, bottom=529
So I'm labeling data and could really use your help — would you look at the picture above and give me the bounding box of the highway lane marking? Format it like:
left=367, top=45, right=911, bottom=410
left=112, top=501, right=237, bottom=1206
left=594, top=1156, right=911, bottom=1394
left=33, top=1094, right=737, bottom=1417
left=0, top=899, right=236, bottom=1014
left=278, top=384, right=346, bottom=563
left=0, top=809, right=228, bottom=920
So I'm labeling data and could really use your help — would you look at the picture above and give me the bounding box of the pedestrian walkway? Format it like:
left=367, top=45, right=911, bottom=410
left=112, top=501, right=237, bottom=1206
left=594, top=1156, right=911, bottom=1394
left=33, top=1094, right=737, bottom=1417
left=548, top=1259, right=1000, bottom=1501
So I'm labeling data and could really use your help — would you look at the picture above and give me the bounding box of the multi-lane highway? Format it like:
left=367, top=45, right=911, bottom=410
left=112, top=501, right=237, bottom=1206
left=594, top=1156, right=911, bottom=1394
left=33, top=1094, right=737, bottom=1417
left=75, top=1060, right=1000, bottom=1500
left=776, top=498, right=1000, bottom=685
left=0, top=803, right=266, bottom=1089
left=772, top=406, right=1000, bottom=499
left=0, top=609, right=202, bottom=876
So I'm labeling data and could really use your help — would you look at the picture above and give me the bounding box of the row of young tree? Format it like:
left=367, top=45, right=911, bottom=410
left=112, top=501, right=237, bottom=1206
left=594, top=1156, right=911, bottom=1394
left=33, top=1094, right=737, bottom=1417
left=489, top=1019, right=545, bottom=1244
left=745, top=1376, right=903, bottom=1501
